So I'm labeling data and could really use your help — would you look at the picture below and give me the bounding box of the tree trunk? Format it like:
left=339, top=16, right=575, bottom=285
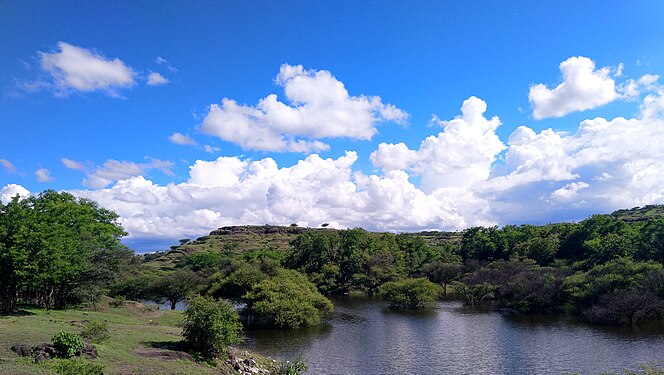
left=170, top=299, right=177, bottom=310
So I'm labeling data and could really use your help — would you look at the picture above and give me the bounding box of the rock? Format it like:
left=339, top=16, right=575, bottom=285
left=81, top=344, right=98, bottom=359
left=33, top=343, right=57, bottom=356
left=34, top=353, right=48, bottom=363
left=10, top=343, right=32, bottom=357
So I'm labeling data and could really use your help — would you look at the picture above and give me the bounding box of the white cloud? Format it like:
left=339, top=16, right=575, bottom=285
left=147, top=72, right=168, bottom=86
left=155, top=57, right=177, bottom=73
left=5, top=59, right=664, bottom=247
left=35, top=168, right=53, bottom=182
left=0, top=184, right=30, bottom=204
left=65, top=151, right=491, bottom=241
left=550, top=182, right=590, bottom=202
left=0, top=159, right=16, bottom=173
left=61, top=158, right=87, bottom=171
left=372, top=96, right=506, bottom=192
left=169, top=132, right=198, bottom=146
left=40, top=42, right=136, bottom=95
left=68, top=158, right=174, bottom=189
left=203, top=145, right=220, bottom=154
left=529, top=56, right=618, bottom=119
left=200, top=64, right=408, bottom=152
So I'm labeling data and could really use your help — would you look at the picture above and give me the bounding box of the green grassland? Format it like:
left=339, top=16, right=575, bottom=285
left=0, top=299, right=276, bottom=375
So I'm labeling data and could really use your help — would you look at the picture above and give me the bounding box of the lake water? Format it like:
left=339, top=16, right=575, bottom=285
left=242, top=295, right=664, bottom=375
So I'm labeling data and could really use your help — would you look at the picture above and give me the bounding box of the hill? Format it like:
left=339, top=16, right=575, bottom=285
left=144, top=225, right=462, bottom=272
left=610, top=204, right=664, bottom=223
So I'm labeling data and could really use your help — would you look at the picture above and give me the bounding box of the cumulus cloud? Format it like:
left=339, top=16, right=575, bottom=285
left=0, top=159, right=16, bottom=173
left=371, top=96, right=506, bottom=192
left=35, top=168, right=53, bottom=182
left=200, top=64, right=408, bottom=152
left=0, top=184, right=30, bottom=204
left=147, top=72, right=168, bottom=86
left=40, top=42, right=136, bottom=95
left=63, top=151, right=492, bottom=241
left=529, top=56, right=619, bottom=119
left=550, top=182, right=590, bottom=202
left=169, top=132, right=198, bottom=146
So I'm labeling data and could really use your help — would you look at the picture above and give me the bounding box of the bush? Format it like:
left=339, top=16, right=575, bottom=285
left=379, top=278, right=442, bottom=309
left=244, top=269, right=333, bottom=328
left=52, top=358, right=105, bottom=375
left=275, top=359, right=309, bottom=375
left=52, top=331, right=84, bottom=358
left=182, top=296, right=242, bottom=359
left=80, top=321, right=109, bottom=343
left=452, top=281, right=497, bottom=306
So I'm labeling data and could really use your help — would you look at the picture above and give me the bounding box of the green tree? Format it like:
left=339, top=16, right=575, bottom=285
left=452, top=281, right=497, bottom=306
left=564, top=258, right=664, bottom=324
left=0, top=196, right=36, bottom=313
left=378, top=278, right=442, bottom=310
left=244, top=269, right=333, bottom=328
left=425, top=261, right=464, bottom=297
left=153, top=270, right=202, bottom=310
left=0, top=191, right=126, bottom=312
left=182, top=296, right=242, bottom=359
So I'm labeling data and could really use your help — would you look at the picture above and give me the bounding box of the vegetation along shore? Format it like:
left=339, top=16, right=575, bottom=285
left=3, top=190, right=664, bottom=373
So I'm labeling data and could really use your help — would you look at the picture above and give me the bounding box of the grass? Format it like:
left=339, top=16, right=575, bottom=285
left=0, top=299, right=278, bottom=374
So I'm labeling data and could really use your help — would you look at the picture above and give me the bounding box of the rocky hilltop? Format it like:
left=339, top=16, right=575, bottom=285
left=209, top=224, right=312, bottom=236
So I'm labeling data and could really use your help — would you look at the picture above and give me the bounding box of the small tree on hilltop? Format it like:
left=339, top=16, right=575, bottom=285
left=182, top=296, right=242, bottom=359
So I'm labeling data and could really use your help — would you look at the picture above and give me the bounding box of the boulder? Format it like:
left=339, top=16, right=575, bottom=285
left=10, top=343, right=31, bottom=357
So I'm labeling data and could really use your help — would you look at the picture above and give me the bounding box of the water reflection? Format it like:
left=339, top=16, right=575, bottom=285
left=242, top=295, right=664, bottom=374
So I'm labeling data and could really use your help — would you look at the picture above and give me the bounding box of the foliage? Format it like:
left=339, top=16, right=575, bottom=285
left=182, top=296, right=242, bottom=359
left=111, top=273, right=160, bottom=301
left=51, top=358, right=105, bottom=375
left=425, top=261, right=464, bottom=296
left=457, top=260, right=569, bottom=313
left=244, top=269, right=333, bottom=328
left=564, top=258, right=664, bottom=324
left=209, top=262, right=268, bottom=302
left=275, top=359, right=309, bottom=375
left=152, top=270, right=202, bottom=309
left=452, top=281, right=497, bottom=306
left=80, top=320, right=109, bottom=343
left=0, top=191, right=127, bottom=312
left=52, top=331, right=84, bottom=358
left=378, top=278, right=442, bottom=309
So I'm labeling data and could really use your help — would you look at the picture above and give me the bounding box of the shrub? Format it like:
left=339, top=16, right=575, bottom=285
left=52, top=358, right=105, bottom=375
left=275, top=359, right=309, bottom=375
left=52, top=331, right=84, bottom=358
left=379, top=278, right=442, bottom=309
left=244, top=269, right=333, bottom=328
left=182, top=296, right=242, bottom=359
left=80, top=321, right=109, bottom=343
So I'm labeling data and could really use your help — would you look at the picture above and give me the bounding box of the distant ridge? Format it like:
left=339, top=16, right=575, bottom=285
left=610, top=205, right=664, bottom=223
left=144, top=205, right=664, bottom=272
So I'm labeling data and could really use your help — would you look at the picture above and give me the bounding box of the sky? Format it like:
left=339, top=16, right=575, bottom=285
left=2, top=1, right=664, bottom=251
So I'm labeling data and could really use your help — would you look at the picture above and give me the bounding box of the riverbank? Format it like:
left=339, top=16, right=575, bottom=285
left=0, top=299, right=282, bottom=374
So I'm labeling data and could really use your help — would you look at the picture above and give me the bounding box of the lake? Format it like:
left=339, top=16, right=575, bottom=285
left=243, top=295, right=664, bottom=374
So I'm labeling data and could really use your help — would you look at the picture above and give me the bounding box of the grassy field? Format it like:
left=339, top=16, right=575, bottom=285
left=0, top=299, right=277, bottom=374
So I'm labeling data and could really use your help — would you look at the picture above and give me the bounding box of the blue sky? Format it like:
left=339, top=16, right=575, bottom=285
left=2, top=1, right=664, bottom=251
